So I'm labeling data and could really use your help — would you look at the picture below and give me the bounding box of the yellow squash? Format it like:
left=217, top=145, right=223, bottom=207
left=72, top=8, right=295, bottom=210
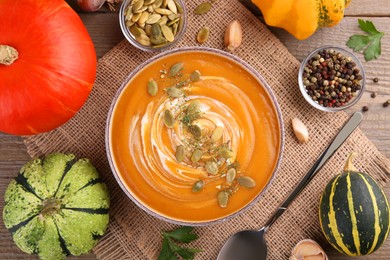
left=252, top=0, right=351, bottom=40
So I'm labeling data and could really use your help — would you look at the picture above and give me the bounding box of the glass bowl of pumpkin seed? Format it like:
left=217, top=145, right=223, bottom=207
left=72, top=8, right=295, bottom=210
left=120, top=0, right=187, bottom=52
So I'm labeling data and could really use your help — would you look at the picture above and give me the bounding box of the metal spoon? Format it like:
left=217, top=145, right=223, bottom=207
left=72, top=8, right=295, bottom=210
left=217, top=112, right=363, bottom=260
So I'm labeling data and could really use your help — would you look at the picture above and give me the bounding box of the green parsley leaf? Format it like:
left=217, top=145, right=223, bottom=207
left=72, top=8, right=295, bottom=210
left=158, top=226, right=201, bottom=260
left=346, top=19, right=384, bottom=61
left=164, top=226, right=199, bottom=243
left=158, top=237, right=177, bottom=260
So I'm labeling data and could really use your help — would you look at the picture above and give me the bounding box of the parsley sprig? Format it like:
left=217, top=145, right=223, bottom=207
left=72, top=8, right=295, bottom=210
left=346, top=19, right=384, bottom=61
left=158, top=227, right=201, bottom=260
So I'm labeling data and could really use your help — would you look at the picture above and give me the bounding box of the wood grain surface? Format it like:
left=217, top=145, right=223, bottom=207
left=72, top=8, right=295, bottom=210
left=1, top=0, right=389, bottom=259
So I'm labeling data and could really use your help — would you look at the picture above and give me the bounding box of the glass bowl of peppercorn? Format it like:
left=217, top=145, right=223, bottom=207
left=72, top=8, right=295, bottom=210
left=298, top=46, right=365, bottom=112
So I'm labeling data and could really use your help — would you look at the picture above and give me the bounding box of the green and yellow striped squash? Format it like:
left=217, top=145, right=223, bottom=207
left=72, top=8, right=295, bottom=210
left=3, top=153, right=110, bottom=260
left=319, top=153, right=390, bottom=256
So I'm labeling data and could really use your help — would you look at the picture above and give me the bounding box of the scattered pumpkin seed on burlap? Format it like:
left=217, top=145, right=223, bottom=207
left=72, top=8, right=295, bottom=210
left=124, top=0, right=184, bottom=48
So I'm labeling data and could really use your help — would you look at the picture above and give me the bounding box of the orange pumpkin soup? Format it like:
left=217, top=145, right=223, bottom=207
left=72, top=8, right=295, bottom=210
left=108, top=49, right=283, bottom=224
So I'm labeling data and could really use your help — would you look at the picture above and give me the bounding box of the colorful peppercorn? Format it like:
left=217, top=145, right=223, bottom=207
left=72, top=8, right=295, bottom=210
left=302, top=49, right=363, bottom=108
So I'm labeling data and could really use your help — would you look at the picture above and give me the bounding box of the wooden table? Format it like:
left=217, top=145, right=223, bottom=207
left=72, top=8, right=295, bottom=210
left=1, top=0, right=389, bottom=259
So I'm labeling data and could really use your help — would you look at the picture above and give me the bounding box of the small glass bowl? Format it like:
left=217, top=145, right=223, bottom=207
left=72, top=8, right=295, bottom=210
left=298, top=46, right=365, bottom=112
left=119, top=0, right=187, bottom=52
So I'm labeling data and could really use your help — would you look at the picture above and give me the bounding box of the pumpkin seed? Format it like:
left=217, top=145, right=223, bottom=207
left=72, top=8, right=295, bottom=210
left=163, top=109, right=175, bottom=128
left=217, top=190, right=229, bottom=208
left=205, top=161, right=218, bottom=175
left=188, top=124, right=202, bottom=139
left=126, top=20, right=135, bottom=27
left=237, top=176, right=256, bottom=188
left=145, top=24, right=152, bottom=36
left=148, top=5, right=154, bottom=12
left=162, top=0, right=169, bottom=7
left=187, top=100, right=201, bottom=115
left=131, top=12, right=142, bottom=22
left=174, top=0, right=183, bottom=13
left=166, top=17, right=179, bottom=27
left=136, top=34, right=151, bottom=45
left=190, top=70, right=201, bottom=82
left=153, top=0, right=163, bottom=8
left=144, top=0, right=155, bottom=5
left=166, top=87, right=183, bottom=98
left=168, top=13, right=177, bottom=20
left=196, top=26, right=210, bottom=44
left=211, top=126, right=223, bottom=142
left=226, top=168, right=236, bottom=184
left=146, top=13, right=161, bottom=24
left=195, top=2, right=212, bottom=15
left=169, top=62, right=184, bottom=77
left=177, top=17, right=184, bottom=33
left=192, top=180, right=204, bottom=192
left=191, top=149, right=202, bottom=162
left=138, top=11, right=149, bottom=25
left=151, top=23, right=162, bottom=37
left=161, top=25, right=174, bottom=42
left=134, top=5, right=148, bottom=13
left=219, top=147, right=233, bottom=159
left=158, top=15, right=169, bottom=25
left=167, top=0, right=177, bottom=14
left=132, top=0, right=144, bottom=12
left=129, top=25, right=142, bottom=37
left=175, top=145, right=185, bottom=163
left=150, top=36, right=167, bottom=45
left=125, top=6, right=133, bottom=20
left=172, top=22, right=178, bottom=35
left=147, top=78, right=158, bottom=96
left=155, top=8, right=172, bottom=15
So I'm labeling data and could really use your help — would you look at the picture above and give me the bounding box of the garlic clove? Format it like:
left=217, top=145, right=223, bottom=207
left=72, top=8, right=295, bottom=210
left=291, top=117, right=309, bottom=143
left=77, top=0, right=106, bottom=12
left=291, top=239, right=328, bottom=260
left=224, top=20, right=242, bottom=52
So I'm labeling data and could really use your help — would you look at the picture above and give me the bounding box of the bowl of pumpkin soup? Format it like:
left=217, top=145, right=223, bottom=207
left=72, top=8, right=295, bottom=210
left=106, top=47, right=284, bottom=225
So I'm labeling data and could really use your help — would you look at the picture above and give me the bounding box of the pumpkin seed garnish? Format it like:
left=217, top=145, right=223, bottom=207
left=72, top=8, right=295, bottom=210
left=237, top=176, right=256, bottom=188
left=169, top=62, right=184, bottom=77
left=163, top=109, right=175, bottom=128
left=195, top=2, right=212, bottom=15
left=187, top=100, right=201, bottom=115
left=211, top=126, right=223, bottom=142
left=196, top=27, right=210, bottom=44
left=205, top=161, right=218, bottom=175
left=147, top=78, right=158, bottom=96
left=226, top=168, right=236, bottom=184
left=192, top=180, right=204, bottom=192
left=217, top=190, right=229, bottom=208
left=188, top=124, right=202, bottom=139
left=190, top=70, right=201, bottom=82
left=191, top=149, right=202, bottom=162
left=166, top=87, right=183, bottom=98
left=175, top=145, right=185, bottom=163
left=219, top=147, right=233, bottom=159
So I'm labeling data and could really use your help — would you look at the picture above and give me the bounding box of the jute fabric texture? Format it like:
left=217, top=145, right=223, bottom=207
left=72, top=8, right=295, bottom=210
left=23, top=0, right=390, bottom=259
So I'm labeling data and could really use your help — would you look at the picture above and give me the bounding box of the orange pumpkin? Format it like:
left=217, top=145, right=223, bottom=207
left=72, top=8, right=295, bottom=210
left=0, top=0, right=97, bottom=135
left=252, top=0, right=352, bottom=40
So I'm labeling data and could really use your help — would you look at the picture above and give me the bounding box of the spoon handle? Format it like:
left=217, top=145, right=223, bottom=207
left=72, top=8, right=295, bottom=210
left=262, top=111, right=363, bottom=231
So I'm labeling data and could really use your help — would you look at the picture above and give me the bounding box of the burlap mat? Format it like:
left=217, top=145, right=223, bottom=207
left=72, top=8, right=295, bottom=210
left=23, top=0, right=390, bottom=259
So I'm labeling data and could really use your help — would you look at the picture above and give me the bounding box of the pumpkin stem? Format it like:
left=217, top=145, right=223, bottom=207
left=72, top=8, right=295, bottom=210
left=40, top=197, right=61, bottom=217
left=343, top=152, right=358, bottom=172
left=0, top=45, right=19, bottom=65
